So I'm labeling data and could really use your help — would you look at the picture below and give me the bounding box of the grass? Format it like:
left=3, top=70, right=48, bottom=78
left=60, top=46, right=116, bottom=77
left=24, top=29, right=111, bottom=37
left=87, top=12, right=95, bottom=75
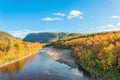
left=86, top=66, right=120, bottom=80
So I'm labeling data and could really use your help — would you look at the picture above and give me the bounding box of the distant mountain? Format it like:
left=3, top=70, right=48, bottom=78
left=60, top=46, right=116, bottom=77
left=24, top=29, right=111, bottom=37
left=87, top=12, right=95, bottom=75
left=23, top=32, right=68, bottom=43
left=23, top=32, right=84, bottom=43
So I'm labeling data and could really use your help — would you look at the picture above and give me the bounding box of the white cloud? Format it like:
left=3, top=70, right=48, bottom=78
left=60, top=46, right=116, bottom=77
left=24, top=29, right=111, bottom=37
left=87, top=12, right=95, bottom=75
left=42, top=17, right=53, bottom=21
left=53, top=18, right=63, bottom=20
left=98, top=22, right=120, bottom=31
left=111, top=15, right=120, bottom=19
left=53, top=13, right=66, bottom=17
left=117, top=23, right=120, bottom=27
left=42, top=10, right=83, bottom=21
left=67, top=10, right=83, bottom=19
left=106, top=24, right=114, bottom=28
left=10, top=30, right=42, bottom=38
left=42, top=17, right=63, bottom=21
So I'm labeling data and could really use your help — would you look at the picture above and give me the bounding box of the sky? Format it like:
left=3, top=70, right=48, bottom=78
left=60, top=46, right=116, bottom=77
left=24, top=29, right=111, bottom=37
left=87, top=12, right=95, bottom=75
left=0, top=0, right=120, bottom=38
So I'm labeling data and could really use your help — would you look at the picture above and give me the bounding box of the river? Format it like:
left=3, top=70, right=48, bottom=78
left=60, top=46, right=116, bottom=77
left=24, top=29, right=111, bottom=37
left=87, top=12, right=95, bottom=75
left=0, top=48, right=90, bottom=80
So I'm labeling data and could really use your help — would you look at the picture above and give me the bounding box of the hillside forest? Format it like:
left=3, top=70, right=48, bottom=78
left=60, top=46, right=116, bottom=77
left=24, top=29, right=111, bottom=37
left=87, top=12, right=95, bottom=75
left=0, top=31, right=43, bottom=66
left=51, top=31, right=120, bottom=80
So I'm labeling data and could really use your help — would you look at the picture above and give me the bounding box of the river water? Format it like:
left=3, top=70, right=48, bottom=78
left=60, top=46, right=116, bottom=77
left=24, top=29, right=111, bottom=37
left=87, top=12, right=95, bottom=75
left=0, top=48, right=90, bottom=80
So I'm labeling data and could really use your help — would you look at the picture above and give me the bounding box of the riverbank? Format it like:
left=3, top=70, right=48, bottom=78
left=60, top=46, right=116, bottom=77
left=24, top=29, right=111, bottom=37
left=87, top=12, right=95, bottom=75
left=0, top=47, right=90, bottom=80
left=74, top=56, right=120, bottom=80
left=75, top=56, right=120, bottom=80
left=41, top=47, right=77, bottom=68
left=41, top=47, right=94, bottom=79
left=42, top=47, right=119, bottom=80
left=0, top=50, right=41, bottom=68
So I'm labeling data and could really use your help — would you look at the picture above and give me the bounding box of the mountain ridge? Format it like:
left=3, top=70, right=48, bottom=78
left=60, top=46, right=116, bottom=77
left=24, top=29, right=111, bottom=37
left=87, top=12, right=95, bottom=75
left=23, top=32, right=84, bottom=43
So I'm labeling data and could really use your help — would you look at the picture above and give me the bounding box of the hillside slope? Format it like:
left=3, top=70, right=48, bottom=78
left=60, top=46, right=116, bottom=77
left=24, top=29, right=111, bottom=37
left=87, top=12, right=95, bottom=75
left=52, top=31, right=120, bottom=80
left=23, top=32, right=84, bottom=43
left=0, top=31, right=43, bottom=67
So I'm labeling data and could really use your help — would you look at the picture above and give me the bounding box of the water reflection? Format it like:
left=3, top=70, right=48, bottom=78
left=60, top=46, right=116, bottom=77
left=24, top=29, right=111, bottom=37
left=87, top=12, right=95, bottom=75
left=0, top=51, right=89, bottom=80
left=0, top=55, right=35, bottom=80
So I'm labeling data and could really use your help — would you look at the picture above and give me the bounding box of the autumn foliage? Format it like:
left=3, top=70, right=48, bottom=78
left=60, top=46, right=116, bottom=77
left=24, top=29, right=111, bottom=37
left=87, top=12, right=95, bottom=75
left=0, top=31, right=43, bottom=65
left=52, top=31, right=120, bottom=76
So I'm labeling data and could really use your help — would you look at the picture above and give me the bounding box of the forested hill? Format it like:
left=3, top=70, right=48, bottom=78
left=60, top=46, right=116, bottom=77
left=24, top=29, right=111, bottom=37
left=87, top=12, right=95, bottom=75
left=52, top=30, right=120, bottom=80
left=23, top=32, right=84, bottom=43
left=0, top=30, right=14, bottom=38
left=0, top=31, right=43, bottom=66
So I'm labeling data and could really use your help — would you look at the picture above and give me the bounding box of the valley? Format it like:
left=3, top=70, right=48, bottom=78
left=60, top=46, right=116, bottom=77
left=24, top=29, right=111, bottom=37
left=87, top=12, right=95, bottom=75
left=0, top=30, right=120, bottom=80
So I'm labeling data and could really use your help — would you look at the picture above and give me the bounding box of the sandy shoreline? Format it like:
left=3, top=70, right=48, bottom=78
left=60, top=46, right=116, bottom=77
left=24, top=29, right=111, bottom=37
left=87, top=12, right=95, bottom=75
left=0, top=51, right=40, bottom=68
left=41, top=47, right=77, bottom=68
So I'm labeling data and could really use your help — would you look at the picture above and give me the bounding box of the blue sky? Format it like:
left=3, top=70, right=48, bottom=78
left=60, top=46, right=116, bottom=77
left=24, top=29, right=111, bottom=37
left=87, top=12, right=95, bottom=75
left=0, top=0, right=120, bottom=38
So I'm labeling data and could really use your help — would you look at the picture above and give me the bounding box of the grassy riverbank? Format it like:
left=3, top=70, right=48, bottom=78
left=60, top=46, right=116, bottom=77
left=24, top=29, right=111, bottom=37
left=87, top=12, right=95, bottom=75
left=76, top=60, right=120, bottom=80
left=86, top=66, right=120, bottom=80
left=0, top=31, right=43, bottom=67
